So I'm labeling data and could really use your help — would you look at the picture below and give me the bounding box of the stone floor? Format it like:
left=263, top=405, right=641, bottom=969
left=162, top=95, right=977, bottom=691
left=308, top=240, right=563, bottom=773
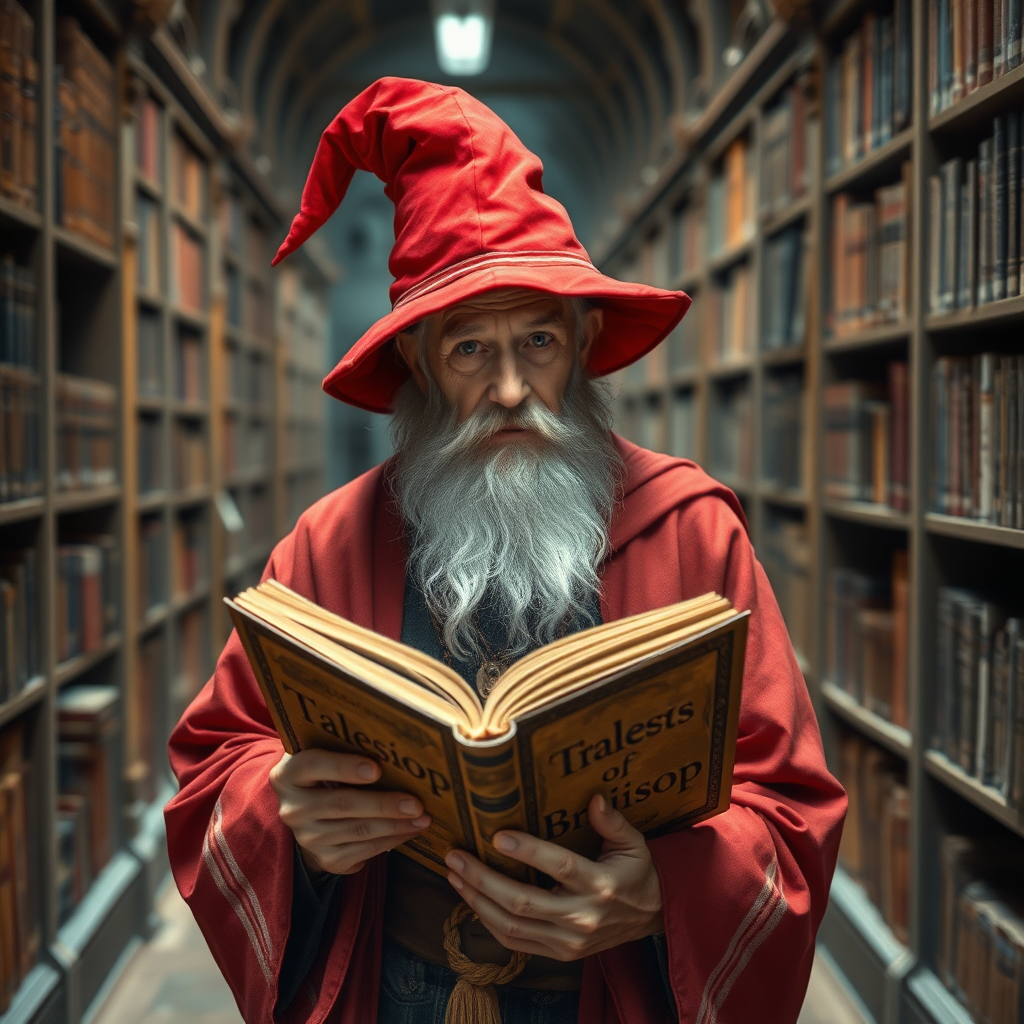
left=90, top=883, right=870, bottom=1024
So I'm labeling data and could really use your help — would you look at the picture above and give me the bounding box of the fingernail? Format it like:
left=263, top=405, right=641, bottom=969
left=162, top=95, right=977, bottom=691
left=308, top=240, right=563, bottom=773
left=595, top=794, right=606, bottom=813
left=357, top=762, right=377, bottom=780
left=411, top=815, right=431, bottom=828
left=399, top=798, right=419, bottom=815
left=446, top=852, right=465, bottom=872
left=494, top=833, right=517, bottom=852
left=448, top=872, right=464, bottom=891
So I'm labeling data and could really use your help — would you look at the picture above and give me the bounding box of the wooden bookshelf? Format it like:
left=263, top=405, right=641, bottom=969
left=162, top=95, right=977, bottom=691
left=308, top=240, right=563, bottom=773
left=600, top=6, right=1024, bottom=1024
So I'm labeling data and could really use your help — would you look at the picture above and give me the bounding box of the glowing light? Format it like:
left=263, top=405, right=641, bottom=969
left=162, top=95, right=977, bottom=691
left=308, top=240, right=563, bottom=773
left=433, top=11, right=493, bottom=75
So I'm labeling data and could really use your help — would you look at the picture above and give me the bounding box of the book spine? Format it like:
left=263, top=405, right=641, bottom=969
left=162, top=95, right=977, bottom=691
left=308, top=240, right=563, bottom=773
left=966, top=0, right=978, bottom=91
left=978, top=138, right=992, bottom=304
left=930, top=0, right=941, bottom=116
left=994, top=0, right=1006, bottom=75
left=895, top=0, right=912, bottom=130
left=953, top=0, right=966, bottom=102
left=1008, top=112, right=1021, bottom=297
left=993, top=115, right=1007, bottom=301
left=979, top=0, right=994, bottom=84
left=1011, top=634, right=1024, bottom=808
left=979, top=353, right=996, bottom=520
left=1010, top=0, right=1022, bottom=67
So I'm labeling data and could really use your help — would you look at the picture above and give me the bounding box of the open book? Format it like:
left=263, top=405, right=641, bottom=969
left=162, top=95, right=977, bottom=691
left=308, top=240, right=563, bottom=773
left=227, top=581, right=749, bottom=880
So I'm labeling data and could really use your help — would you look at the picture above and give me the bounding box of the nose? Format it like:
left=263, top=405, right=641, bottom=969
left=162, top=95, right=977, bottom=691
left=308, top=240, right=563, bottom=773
left=488, top=350, right=531, bottom=409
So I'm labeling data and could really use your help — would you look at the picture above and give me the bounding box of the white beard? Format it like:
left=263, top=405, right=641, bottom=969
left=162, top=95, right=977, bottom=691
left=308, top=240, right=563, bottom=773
left=389, top=367, right=624, bottom=663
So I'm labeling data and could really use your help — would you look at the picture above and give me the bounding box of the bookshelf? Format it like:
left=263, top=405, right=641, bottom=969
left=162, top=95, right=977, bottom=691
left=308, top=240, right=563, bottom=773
left=601, top=4, right=1024, bottom=1023
left=0, top=3, right=332, bottom=1021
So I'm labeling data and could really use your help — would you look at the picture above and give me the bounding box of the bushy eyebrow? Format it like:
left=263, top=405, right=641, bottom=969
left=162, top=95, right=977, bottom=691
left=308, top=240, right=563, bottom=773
left=439, top=306, right=567, bottom=342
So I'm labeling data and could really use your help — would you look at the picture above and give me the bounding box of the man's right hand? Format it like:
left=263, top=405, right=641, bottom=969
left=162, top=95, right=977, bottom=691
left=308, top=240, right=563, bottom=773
left=269, top=749, right=431, bottom=876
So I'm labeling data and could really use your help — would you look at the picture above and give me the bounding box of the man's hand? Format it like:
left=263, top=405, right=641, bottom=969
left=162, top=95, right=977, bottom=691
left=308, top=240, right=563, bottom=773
left=444, top=793, right=664, bottom=961
left=270, top=749, right=431, bottom=876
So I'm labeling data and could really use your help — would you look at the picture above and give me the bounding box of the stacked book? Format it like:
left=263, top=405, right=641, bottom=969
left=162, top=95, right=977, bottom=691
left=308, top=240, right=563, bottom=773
left=54, top=17, right=115, bottom=249
left=930, top=0, right=1024, bottom=116
left=837, top=729, right=910, bottom=943
left=931, top=353, right=1024, bottom=525
left=760, top=514, right=810, bottom=664
left=824, top=363, right=910, bottom=510
left=55, top=374, right=116, bottom=491
left=828, top=168, right=911, bottom=336
left=760, top=78, right=809, bottom=214
left=762, top=370, right=805, bottom=492
left=0, top=0, right=37, bottom=213
left=938, top=835, right=1024, bottom=1023
left=56, top=537, right=117, bottom=663
left=56, top=685, right=118, bottom=922
left=708, top=262, right=753, bottom=364
left=934, top=588, right=1024, bottom=807
left=824, top=0, right=913, bottom=177
left=827, top=553, right=910, bottom=729
left=929, top=113, right=1023, bottom=313
left=708, top=135, right=755, bottom=256
left=761, top=225, right=808, bottom=351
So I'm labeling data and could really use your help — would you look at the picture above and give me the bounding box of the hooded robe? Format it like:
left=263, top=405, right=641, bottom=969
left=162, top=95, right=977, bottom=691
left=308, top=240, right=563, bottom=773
left=165, top=437, right=847, bottom=1024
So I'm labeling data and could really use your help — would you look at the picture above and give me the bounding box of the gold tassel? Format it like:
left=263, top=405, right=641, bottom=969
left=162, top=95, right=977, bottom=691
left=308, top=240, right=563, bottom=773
left=443, top=902, right=528, bottom=1024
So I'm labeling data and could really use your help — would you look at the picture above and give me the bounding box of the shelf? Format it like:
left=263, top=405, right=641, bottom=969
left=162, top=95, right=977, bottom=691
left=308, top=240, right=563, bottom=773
left=924, top=512, right=1024, bottom=549
left=170, top=305, right=208, bottom=330
left=169, top=400, right=209, bottom=417
left=823, top=498, right=910, bottom=530
left=135, top=287, right=164, bottom=309
left=713, top=474, right=753, bottom=498
left=929, top=60, right=1024, bottom=136
left=53, top=226, right=118, bottom=270
left=55, top=632, right=122, bottom=687
left=0, top=962, right=62, bottom=1024
left=172, top=585, right=210, bottom=615
left=136, top=395, right=164, bottom=413
left=0, top=193, right=41, bottom=232
left=708, top=360, right=753, bottom=381
left=759, top=486, right=808, bottom=509
left=54, top=485, right=122, bottom=514
left=822, top=321, right=911, bottom=354
left=761, top=193, right=811, bottom=236
left=225, top=469, right=273, bottom=487
left=923, top=750, right=1024, bottom=838
left=925, top=293, right=1024, bottom=333
left=671, top=270, right=703, bottom=294
left=134, top=172, right=162, bottom=199
left=0, top=677, right=46, bottom=731
left=906, top=968, right=974, bottom=1024
left=136, top=491, right=168, bottom=513
left=707, top=238, right=754, bottom=275
left=138, top=604, right=169, bottom=635
left=762, top=344, right=807, bottom=366
left=822, top=681, right=912, bottom=758
left=670, top=368, right=699, bottom=388
left=0, top=497, right=45, bottom=526
left=170, top=205, right=207, bottom=238
left=170, top=487, right=211, bottom=508
left=825, top=127, right=913, bottom=195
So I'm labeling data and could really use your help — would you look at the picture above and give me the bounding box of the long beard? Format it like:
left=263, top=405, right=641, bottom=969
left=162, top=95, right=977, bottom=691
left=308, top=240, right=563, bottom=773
left=389, top=368, right=624, bottom=664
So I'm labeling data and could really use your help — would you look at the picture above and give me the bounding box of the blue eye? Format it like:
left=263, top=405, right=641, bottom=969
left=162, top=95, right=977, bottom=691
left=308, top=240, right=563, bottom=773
left=529, top=333, right=551, bottom=348
left=456, top=341, right=479, bottom=355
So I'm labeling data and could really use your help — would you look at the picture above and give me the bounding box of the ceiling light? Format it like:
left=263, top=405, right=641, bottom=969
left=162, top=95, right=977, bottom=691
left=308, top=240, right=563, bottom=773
left=431, top=0, right=495, bottom=76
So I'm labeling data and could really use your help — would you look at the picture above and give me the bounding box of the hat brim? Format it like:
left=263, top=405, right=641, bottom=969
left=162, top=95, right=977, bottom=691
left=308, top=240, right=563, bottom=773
left=323, top=262, right=691, bottom=413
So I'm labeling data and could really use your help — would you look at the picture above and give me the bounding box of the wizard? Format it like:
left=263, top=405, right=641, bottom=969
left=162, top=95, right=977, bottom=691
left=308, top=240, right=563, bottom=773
left=165, top=77, right=846, bottom=1024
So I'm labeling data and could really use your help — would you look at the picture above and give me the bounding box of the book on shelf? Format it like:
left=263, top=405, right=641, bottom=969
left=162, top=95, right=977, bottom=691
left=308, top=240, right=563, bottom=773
left=760, top=77, right=809, bottom=214
left=673, top=201, right=703, bottom=282
left=135, top=92, right=160, bottom=182
left=0, top=547, right=36, bottom=701
left=1, top=254, right=37, bottom=370
left=136, top=194, right=161, bottom=294
left=172, top=223, right=204, bottom=313
left=938, top=834, right=1024, bottom=1024
left=823, top=363, right=909, bottom=509
left=56, top=536, right=117, bottom=663
left=825, top=0, right=912, bottom=177
left=827, top=552, right=908, bottom=728
left=54, top=17, right=116, bottom=250
left=137, top=307, right=163, bottom=398
left=761, top=224, right=808, bottom=351
left=56, top=685, right=119, bottom=922
left=226, top=265, right=242, bottom=330
left=708, top=136, right=755, bottom=257
left=175, top=329, right=203, bottom=402
left=828, top=164, right=911, bottom=336
left=55, top=374, right=116, bottom=492
left=138, top=414, right=162, bottom=494
left=170, top=133, right=204, bottom=221
left=219, top=190, right=242, bottom=253
left=138, top=515, right=166, bottom=613
left=171, top=513, right=205, bottom=599
left=709, top=262, right=753, bottom=364
left=930, top=113, right=1023, bottom=311
left=932, top=353, right=1024, bottom=525
left=710, top=378, right=753, bottom=485
left=630, top=395, right=666, bottom=454
left=229, top=580, right=748, bottom=879
left=171, top=608, right=205, bottom=724
left=761, top=513, right=810, bottom=665
left=835, top=728, right=910, bottom=943
left=0, top=366, right=40, bottom=502
left=0, top=0, right=37, bottom=213
left=639, top=228, right=671, bottom=291
left=128, top=629, right=163, bottom=806
left=931, top=0, right=1024, bottom=116
left=669, top=389, right=696, bottom=461
left=934, top=587, right=1024, bottom=807
left=762, top=370, right=805, bottom=492
left=172, top=419, right=206, bottom=491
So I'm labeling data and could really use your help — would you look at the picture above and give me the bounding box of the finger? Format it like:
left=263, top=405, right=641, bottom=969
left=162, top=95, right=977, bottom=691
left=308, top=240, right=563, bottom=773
left=486, top=831, right=596, bottom=891
left=301, top=814, right=431, bottom=848
left=309, top=787, right=427, bottom=821
left=318, top=830, right=424, bottom=875
left=451, top=875, right=585, bottom=961
left=444, top=851, right=564, bottom=922
left=588, top=793, right=645, bottom=853
left=284, top=749, right=382, bottom=787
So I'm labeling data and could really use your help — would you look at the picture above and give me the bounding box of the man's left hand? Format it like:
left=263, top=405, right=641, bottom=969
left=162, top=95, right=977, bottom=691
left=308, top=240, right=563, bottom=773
left=444, top=793, right=665, bottom=962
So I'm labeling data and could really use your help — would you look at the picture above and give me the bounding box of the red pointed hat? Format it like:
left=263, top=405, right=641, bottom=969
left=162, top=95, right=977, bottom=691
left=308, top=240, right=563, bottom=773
left=273, top=77, right=691, bottom=413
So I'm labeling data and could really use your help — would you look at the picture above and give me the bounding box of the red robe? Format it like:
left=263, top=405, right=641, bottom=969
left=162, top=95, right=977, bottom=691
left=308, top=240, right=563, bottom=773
left=165, top=437, right=846, bottom=1024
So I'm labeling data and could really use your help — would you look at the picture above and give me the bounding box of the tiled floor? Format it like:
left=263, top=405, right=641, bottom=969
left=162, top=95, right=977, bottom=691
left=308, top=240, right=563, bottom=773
left=90, top=884, right=869, bottom=1024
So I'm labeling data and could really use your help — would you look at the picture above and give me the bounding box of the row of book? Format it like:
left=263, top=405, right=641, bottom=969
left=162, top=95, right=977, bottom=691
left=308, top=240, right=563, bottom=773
left=55, top=373, right=116, bottom=492
left=930, top=0, right=1024, bottom=116
left=56, top=538, right=117, bottom=664
left=760, top=513, right=810, bottom=664
left=0, top=548, right=36, bottom=701
left=618, top=391, right=697, bottom=464
left=824, top=364, right=910, bottom=510
left=173, top=421, right=207, bottom=492
left=55, top=18, right=116, bottom=250
left=283, top=421, right=325, bottom=476
left=0, top=0, right=36, bottom=213
left=760, top=78, right=809, bottom=215
left=824, top=1, right=913, bottom=177
left=138, top=415, right=161, bottom=495
left=221, top=486, right=274, bottom=566
left=0, top=722, right=39, bottom=1009
left=934, top=587, right=1024, bottom=806
left=827, top=552, right=910, bottom=728
left=170, top=133, right=204, bottom=222
left=762, top=370, right=805, bottom=492
left=0, top=255, right=36, bottom=369
left=285, top=368, right=326, bottom=422
left=709, top=262, right=754, bottom=364
left=139, top=516, right=165, bottom=613
left=932, top=354, right=1024, bottom=526
left=836, top=729, right=910, bottom=943
left=761, top=225, right=808, bottom=352
left=222, top=416, right=271, bottom=480
left=708, top=136, right=755, bottom=256
left=227, top=276, right=273, bottom=342
left=171, top=513, right=205, bottom=599
left=57, top=684, right=118, bottom=923
left=0, top=367, right=40, bottom=502
left=710, top=379, right=753, bottom=484
left=828, top=169, right=911, bottom=337
left=929, top=113, right=1024, bottom=313
left=226, top=345, right=273, bottom=407
left=938, top=834, right=1024, bottom=1023
left=170, top=608, right=206, bottom=728
left=138, top=309, right=162, bottom=398
left=136, top=194, right=161, bottom=295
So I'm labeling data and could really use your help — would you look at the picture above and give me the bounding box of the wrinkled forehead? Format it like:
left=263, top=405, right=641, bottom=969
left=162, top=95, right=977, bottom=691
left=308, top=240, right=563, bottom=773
left=436, top=290, right=568, bottom=337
